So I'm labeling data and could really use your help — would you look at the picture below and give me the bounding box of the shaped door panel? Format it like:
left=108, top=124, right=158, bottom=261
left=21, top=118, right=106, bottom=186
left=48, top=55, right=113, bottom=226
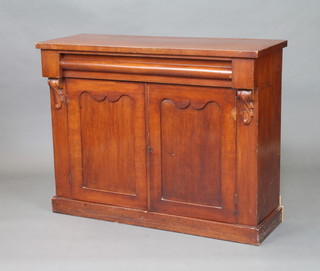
left=66, top=79, right=147, bottom=209
left=148, top=84, right=236, bottom=222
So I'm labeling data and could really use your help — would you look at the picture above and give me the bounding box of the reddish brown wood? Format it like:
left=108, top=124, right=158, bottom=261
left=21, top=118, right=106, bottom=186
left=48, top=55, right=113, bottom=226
left=232, top=58, right=256, bottom=89
left=48, top=79, right=71, bottom=198
left=60, top=53, right=233, bottom=87
left=61, top=57, right=232, bottom=80
left=41, top=51, right=61, bottom=78
left=36, top=34, right=287, bottom=245
left=52, top=197, right=283, bottom=246
left=236, top=88, right=259, bottom=225
left=66, top=79, right=147, bottom=209
left=63, top=70, right=233, bottom=88
left=62, top=53, right=232, bottom=66
left=148, top=84, right=236, bottom=223
left=256, top=50, right=283, bottom=223
left=36, top=34, right=287, bottom=58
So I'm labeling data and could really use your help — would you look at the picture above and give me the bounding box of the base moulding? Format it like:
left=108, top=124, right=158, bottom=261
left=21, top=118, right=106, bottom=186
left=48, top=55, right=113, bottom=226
left=52, top=197, right=283, bottom=245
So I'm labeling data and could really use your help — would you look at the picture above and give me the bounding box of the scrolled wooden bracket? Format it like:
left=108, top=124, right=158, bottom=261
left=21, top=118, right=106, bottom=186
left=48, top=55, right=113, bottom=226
left=237, top=89, right=254, bottom=125
left=48, top=78, right=64, bottom=110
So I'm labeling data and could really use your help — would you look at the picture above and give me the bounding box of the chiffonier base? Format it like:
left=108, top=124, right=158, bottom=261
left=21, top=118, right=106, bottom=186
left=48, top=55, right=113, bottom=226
left=52, top=197, right=283, bottom=245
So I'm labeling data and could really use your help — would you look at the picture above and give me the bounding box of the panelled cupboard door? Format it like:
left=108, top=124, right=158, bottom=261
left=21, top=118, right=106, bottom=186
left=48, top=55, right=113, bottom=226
left=148, top=84, right=236, bottom=223
left=66, top=79, right=147, bottom=209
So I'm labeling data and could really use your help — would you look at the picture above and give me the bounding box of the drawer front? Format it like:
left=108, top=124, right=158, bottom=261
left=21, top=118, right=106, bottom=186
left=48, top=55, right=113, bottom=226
left=66, top=79, right=147, bottom=209
left=148, top=84, right=236, bottom=223
left=60, top=53, right=233, bottom=88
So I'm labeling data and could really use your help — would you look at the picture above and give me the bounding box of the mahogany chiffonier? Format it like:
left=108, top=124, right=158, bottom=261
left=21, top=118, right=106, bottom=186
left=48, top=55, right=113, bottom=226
left=36, top=34, right=287, bottom=245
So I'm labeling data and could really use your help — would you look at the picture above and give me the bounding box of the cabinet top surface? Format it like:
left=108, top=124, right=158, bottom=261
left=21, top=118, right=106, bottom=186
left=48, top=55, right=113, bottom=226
left=36, top=34, right=287, bottom=58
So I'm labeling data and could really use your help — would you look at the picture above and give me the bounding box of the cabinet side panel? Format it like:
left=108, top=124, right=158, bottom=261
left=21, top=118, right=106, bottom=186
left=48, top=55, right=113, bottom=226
left=49, top=82, right=72, bottom=198
left=257, top=50, right=282, bottom=223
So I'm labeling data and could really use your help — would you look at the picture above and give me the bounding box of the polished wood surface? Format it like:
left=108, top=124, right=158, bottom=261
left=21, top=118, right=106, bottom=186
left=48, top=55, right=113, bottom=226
left=36, top=34, right=287, bottom=245
left=148, top=84, right=236, bottom=223
left=61, top=55, right=232, bottom=80
left=48, top=78, right=71, bottom=198
left=67, top=79, right=147, bottom=209
left=52, top=197, right=283, bottom=246
left=256, top=50, right=283, bottom=223
left=36, top=34, right=287, bottom=58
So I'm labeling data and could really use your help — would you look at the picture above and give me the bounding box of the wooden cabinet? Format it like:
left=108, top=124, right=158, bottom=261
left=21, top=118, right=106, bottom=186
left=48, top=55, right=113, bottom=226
left=36, top=34, right=287, bottom=245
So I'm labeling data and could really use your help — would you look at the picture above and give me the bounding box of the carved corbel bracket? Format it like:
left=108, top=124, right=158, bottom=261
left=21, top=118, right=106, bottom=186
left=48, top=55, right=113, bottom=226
left=48, top=78, right=64, bottom=110
left=237, top=89, right=254, bottom=125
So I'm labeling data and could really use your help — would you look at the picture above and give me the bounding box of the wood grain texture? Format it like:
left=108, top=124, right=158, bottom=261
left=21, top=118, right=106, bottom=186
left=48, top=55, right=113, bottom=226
left=63, top=70, right=232, bottom=88
left=37, top=34, right=287, bottom=245
left=41, top=50, right=61, bottom=78
left=48, top=79, right=71, bottom=198
left=80, top=92, right=135, bottom=195
left=236, top=87, right=259, bottom=226
left=66, top=79, right=147, bottom=209
left=61, top=57, right=232, bottom=80
left=148, top=84, right=236, bottom=223
left=52, top=197, right=283, bottom=245
left=232, top=58, right=256, bottom=89
left=256, top=50, right=283, bottom=223
left=36, top=34, right=287, bottom=58
left=60, top=54, right=232, bottom=87
left=160, top=99, right=221, bottom=207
